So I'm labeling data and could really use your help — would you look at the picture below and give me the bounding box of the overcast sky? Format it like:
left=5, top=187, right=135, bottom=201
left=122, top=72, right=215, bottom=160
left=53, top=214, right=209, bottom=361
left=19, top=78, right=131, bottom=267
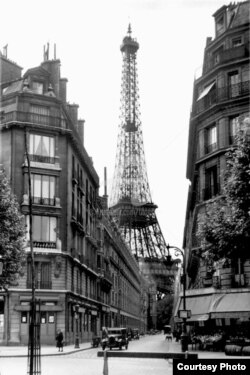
left=0, top=0, right=240, bottom=251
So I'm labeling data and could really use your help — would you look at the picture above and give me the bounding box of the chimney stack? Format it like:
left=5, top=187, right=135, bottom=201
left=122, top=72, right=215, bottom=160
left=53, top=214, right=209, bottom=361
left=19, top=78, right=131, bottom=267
left=59, top=78, right=68, bottom=102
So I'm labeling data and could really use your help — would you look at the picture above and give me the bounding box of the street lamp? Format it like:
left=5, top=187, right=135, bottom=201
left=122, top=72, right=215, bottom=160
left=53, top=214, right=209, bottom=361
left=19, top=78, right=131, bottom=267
left=74, top=304, right=80, bottom=348
left=166, top=244, right=189, bottom=353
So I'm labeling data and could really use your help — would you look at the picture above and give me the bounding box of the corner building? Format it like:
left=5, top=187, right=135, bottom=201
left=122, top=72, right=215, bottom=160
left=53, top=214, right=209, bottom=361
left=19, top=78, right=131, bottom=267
left=0, top=50, right=146, bottom=345
left=179, top=1, right=250, bottom=336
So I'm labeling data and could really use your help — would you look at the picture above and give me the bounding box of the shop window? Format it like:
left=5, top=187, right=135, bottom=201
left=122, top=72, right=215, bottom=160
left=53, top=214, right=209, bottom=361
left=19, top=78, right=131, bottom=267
left=41, top=312, right=47, bottom=324
left=48, top=313, right=55, bottom=324
left=21, top=312, right=28, bottom=324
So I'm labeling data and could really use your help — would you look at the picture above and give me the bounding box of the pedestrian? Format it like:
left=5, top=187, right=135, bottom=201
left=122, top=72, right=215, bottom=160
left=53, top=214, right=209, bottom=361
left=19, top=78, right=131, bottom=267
left=56, top=329, right=64, bottom=352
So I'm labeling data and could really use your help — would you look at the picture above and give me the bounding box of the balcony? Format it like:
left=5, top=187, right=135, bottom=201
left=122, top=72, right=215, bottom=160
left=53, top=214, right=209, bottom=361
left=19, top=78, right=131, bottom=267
left=205, top=142, right=217, bottom=154
left=33, top=241, right=56, bottom=249
left=2, top=110, right=65, bottom=129
left=27, top=280, right=52, bottom=289
left=29, top=154, right=55, bottom=164
left=195, top=80, right=249, bottom=115
left=204, top=45, right=247, bottom=73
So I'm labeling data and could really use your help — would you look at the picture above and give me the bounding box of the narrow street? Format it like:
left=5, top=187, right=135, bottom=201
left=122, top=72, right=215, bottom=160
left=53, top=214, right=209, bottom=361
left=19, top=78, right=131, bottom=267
left=0, top=334, right=171, bottom=375
left=0, top=333, right=249, bottom=375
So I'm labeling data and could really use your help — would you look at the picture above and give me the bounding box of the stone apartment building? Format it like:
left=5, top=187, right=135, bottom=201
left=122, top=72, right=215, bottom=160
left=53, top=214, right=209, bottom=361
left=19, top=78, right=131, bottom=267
left=177, top=1, right=250, bottom=333
left=0, top=49, right=147, bottom=345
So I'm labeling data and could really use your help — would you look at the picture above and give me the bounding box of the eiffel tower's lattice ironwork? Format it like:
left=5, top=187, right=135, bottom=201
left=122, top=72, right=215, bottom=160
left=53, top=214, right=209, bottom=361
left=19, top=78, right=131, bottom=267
left=110, top=25, right=172, bottom=265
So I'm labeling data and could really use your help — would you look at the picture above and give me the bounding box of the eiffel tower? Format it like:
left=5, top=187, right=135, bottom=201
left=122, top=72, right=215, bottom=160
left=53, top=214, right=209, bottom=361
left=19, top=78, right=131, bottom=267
left=110, top=25, right=178, bottom=294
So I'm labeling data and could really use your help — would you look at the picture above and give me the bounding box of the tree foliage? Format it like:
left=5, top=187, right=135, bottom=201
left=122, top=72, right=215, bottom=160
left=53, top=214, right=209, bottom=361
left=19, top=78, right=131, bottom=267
left=156, top=294, right=174, bottom=329
left=197, top=129, right=250, bottom=261
left=0, top=170, right=26, bottom=287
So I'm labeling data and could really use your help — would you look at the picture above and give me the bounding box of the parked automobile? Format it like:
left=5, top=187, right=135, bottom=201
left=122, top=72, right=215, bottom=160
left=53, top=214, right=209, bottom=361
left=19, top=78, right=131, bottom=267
left=101, top=327, right=129, bottom=350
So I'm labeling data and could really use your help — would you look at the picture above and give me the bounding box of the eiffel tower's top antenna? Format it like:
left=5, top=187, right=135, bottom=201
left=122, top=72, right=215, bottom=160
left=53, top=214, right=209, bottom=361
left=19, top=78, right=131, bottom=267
left=128, top=23, right=132, bottom=36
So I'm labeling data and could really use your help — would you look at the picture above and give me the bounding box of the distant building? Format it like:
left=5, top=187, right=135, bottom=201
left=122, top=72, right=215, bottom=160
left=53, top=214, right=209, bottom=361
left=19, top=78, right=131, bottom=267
left=178, top=1, right=250, bottom=334
left=0, top=48, right=148, bottom=345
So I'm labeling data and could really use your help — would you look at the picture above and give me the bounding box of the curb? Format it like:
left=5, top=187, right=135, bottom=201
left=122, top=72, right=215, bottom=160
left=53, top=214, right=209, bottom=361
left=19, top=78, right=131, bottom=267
left=0, top=345, right=92, bottom=358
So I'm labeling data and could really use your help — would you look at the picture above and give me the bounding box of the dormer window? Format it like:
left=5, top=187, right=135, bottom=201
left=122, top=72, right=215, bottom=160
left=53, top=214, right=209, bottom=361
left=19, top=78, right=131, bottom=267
left=216, top=14, right=225, bottom=36
left=32, top=81, right=44, bottom=94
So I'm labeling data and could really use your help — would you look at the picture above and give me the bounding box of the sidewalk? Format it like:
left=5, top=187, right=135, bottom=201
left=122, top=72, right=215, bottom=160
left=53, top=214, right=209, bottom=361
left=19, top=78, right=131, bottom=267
left=0, top=341, right=92, bottom=358
left=165, top=338, right=250, bottom=359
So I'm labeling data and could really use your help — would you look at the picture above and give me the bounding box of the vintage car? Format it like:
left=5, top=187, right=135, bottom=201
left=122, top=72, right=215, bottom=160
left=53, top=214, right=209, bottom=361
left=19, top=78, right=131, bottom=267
left=101, top=327, right=129, bottom=350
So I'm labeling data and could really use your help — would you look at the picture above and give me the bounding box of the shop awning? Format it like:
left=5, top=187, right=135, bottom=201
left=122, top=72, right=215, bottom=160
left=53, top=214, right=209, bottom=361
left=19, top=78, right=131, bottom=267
left=174, top=294, right=213, bottom=322
left=197, top=81, right=215, bottom=101
left=210, top=292, right=250, bottom=319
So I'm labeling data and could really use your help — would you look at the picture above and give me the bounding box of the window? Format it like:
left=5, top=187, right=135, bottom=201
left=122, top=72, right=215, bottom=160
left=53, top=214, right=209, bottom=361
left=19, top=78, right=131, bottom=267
left=40, top=263, right=52, bottom=289
left=32, top=82, right=44, bottom=94
left=29, top=134, right=55, bottom=163
left=204, top=165, right=219, bottom=200
left=77, top=189, right=83, bottom=224
left=232, top=36, right=242, bottom=47
left=228, top=71, right=240, bottom=98
left=213, top=46, right=224, bottom=65
left=31, top=174, right=55, bottom=205
left=229, top=116, right=240, bottom=144
left=206, top=125, right=217, bottom=154
left=216, top=15, right=225, bottom=36
left=26, top=215, right=57, bottom=246
left=27, top=262, right=39, bottom=288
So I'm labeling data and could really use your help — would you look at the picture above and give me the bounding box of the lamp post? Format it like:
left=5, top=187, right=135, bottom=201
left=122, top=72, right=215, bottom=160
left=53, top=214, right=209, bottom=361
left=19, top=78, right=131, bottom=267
left=74, top=304, right=80, bottom=348
left=166, top=244, right=189, bottom=353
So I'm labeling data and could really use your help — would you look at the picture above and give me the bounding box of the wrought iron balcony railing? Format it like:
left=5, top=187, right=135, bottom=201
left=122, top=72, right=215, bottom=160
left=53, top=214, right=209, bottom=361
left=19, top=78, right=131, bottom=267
left=33, top=241, right=57, bottom=249
left=27, top=280, right=52, bottom=289
left=195, top=80, right=249, bottom=114
left=29, top=154, right=55, bottom=164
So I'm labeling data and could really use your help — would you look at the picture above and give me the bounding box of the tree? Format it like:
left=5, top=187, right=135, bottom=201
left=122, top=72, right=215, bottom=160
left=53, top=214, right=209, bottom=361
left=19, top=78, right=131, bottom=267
left=197, top=127, right=250, bottom=262
left=0, top=170, right=26, bottom=288
left=156, top=294, right=174, bottom=330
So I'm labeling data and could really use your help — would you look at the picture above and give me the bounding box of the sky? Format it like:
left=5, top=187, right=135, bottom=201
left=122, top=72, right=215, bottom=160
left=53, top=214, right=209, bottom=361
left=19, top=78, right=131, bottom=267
left=0, top=0, right=241, bottom=252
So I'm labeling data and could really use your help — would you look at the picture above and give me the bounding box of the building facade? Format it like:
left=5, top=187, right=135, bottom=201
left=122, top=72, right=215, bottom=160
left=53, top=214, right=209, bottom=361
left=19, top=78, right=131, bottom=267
left=179, top=1, right=250, bottom=334
left=0, top=49, right=148, bottom=345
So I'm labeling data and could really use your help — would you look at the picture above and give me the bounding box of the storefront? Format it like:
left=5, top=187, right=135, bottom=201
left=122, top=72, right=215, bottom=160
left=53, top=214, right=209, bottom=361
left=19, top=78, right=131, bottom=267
left=175, top=289, right=250, bottom=337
